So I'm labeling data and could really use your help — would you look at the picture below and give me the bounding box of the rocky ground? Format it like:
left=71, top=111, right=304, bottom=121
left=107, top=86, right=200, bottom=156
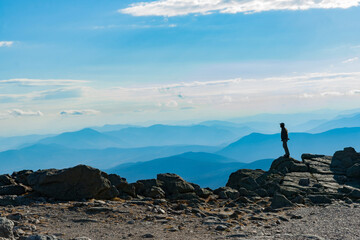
left=1, top=198, right=360, bottom=240
left=1, top=147, right=360, bottom=239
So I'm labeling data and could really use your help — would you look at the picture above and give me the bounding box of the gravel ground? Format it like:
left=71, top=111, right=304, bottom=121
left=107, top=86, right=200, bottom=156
left=1, top=200, right=360, bottom=240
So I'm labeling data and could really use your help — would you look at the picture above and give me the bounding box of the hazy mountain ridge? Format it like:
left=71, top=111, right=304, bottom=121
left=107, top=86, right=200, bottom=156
left=108, top=151, right=274, bottom=188
left=0, top=144, right=220, bottom=174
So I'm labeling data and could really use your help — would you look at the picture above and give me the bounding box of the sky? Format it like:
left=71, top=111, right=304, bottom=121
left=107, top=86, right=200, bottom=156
left=1, top=0, right=360, bottom=136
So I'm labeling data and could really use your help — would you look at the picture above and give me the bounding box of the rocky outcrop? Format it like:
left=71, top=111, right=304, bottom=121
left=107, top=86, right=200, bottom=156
left=27, top=165, right=118, bottom=201
left=0, top=147, right=360, bottom=210
left=225, top=147, right=360, bottom=209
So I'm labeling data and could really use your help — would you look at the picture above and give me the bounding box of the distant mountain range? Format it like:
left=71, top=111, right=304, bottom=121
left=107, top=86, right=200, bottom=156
left=0, top=134, right=53, bottom=152
left=1, top=110, right=360, bottom=188
left=309, top=113, right=360, bottom=133
left=33, top=124, right=253, bottom=150
left=0, top=144, right=219, bottom=174
left=108, top=152, right=273, bottom=189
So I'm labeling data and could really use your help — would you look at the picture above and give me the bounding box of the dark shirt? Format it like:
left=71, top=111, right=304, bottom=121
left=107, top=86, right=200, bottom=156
left=281, top=127, right=289, bottom=142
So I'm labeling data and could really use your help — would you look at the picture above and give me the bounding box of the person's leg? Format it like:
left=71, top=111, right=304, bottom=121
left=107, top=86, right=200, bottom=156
left=283, top=141, right=290, bottom=157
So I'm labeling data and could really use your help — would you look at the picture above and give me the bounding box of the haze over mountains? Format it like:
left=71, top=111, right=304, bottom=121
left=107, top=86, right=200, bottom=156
left=1, top=110, right=360, bottom=188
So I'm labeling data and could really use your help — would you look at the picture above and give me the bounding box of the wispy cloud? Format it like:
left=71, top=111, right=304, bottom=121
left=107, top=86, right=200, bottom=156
left=120, top=0, right=360, bottom=17
left=0, top=41, right=14, bottom=47
left=59, top=109, right=100, bottom=116
left=0, top=78, right=88, bottom=86
left=342, top=57, right=359, bottom=64
left=92, top=24, right=177, bottom=30
left=8, top=109, right=43, bottom=117
left=0, top=87, right=85, bottom=103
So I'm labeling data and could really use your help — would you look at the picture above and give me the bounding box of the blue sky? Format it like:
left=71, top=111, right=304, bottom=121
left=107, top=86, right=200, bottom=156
left=1, top=0, right=360, bottom=136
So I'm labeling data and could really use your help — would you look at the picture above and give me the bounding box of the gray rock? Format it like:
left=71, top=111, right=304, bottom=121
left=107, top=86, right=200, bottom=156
left=226, top=169, right=264, bottom=191
left=292, top=195, right=305, bottom=204
left=27, top=165, right=118, bottom=200
left=254, top=188, right=268, bottom=197
left=214, top=187, right=239, bottom=200
left=147, top=186, right=165, bottom=199
left=11, top=170, right=33, bottom=186
left=0, top=184, right=30, bottom=196
left=270, top=157, right=308, bottom=173
left=191, top=184, right=212, bottom=198
left=308, top=195, right=332, bottom=204
left=0, top=195, right=31, bottom=206
left=0, top=217, right=14, bottom=239
left=331, top=147, right=360, bottom=170
left=107, top=174, right=135, bottom=198
left=215, top=225, right=228, bottom=231
left=72, top=237, right=92, bottom=240
left=0, top=175, right=15, bottom=187
left=347, top=163, right=360, bottom=178
left=157, top=173, right=194, bottom=196
left=349, top=189, right=360, bottom=199
left=142, top=233, right=154, bottom=238
left=134, top=179, right=160, bottom=197
left=270, top=193, right=294, bottom=209
left=299, top=178, right=310, bottom=186
left=26, top=235, right=58, bottom=240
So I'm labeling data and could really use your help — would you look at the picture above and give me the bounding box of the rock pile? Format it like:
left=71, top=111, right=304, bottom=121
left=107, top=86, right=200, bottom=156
left=0, top=147, right=360, bottom=210
left=226, top=147, right=360, bottom=208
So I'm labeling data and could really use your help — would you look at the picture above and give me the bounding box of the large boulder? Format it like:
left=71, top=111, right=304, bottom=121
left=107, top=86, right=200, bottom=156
left=134, top=179, right=160, bottom=197
left=27, top=165, right=118, bottom=200
left=157, top=173, right=195, bottom=197
left=331, top=147, right=360, bottom=170
left=226, top=169, right=264, bottom=191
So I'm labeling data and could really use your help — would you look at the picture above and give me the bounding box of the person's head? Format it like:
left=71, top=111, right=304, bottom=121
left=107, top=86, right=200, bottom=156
left=280, top=122, right=285, bottom=128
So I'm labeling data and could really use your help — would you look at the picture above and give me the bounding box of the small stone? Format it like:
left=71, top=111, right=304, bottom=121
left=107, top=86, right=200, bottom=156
left=142, top=233, right=155, bottom=238
left=215, top=225, right=228, bottom=231
left=168, top=227, right=178, bottom=232
left=26, top=235, right=58, bottom=240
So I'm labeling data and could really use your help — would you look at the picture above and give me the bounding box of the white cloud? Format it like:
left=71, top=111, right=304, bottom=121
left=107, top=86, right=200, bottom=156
left=59, top=109, right=100, bottom=116
left=0, top=41, right=14, bottom=47
left=165, top=100, right=178, bottom=108
left=0, top=78, right=88, bottom=86
left=342, top=57, right=359, bottom=64
left=120, top=0, right=360, bottom=17
left=8, top=109, right=43, bottom=117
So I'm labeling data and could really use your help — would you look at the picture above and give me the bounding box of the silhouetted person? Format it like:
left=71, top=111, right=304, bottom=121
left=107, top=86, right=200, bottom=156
left=280, top=122, right=290, bottom=158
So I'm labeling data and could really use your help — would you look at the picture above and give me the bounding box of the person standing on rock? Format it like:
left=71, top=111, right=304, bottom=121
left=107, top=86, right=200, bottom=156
left=280, top=122, right=290, bottom=158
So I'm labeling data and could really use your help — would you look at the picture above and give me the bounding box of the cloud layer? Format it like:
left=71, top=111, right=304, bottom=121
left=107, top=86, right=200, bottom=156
left=120, top=0, right=360, bottom=17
